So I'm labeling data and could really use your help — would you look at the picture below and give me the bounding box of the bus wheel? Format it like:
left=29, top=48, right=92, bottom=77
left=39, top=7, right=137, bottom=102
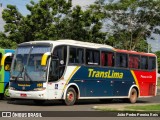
left=4, top=86, right=10, bottom=99
left=64, top=87, right=77, bottom=106
left=129, top=88, right=137, bottom=103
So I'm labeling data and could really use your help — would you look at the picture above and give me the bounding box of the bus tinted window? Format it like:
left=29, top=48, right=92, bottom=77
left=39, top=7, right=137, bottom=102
left=141, top=56, right=148, bottom=70
left=69, top=47, right=84, bottom=64
left=53, top=46, right=67, bottom=65
left=4, top=56, right=12, bottom=71
left=129, top=55, right=140, bottom=69
left=148, top=57, right=156, bottom=70
left=86, top=49, right=100, bottom=65
left=115, top=53, right=128, bottom=68
left=101, top=51, right=114, bottom=67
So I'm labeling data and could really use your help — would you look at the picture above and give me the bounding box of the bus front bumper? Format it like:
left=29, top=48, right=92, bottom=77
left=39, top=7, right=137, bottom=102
left=9, top=89, right=48, bottom=100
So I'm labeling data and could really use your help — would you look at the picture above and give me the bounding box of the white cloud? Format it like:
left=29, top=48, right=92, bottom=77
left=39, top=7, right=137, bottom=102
left=0, top=7, right=5, bottom=32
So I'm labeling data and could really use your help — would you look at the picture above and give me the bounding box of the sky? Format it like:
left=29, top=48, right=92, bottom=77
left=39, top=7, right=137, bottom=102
left=0, top=0, right=159, bottom=52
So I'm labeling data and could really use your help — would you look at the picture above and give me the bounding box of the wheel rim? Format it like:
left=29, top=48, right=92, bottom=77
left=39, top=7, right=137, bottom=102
left=67, top=91, right=74, bottom=102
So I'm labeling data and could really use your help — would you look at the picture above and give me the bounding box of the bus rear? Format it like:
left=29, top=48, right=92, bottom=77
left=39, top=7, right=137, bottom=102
left=0, top=49, right=14, bottom=99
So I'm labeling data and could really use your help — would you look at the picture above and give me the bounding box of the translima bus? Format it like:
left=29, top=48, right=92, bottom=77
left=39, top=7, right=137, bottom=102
left=9, top=40, right=157, bottom=105
left=0, top=49, right=14, bottom=99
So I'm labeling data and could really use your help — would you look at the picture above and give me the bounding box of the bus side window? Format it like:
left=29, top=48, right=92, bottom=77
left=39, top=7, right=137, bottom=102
left=69, top=47, right=84, bottom=64
left=77, top=48, right=84, bottom=64
left=4, top=56, right=13, bottom=71
left=101, top=52, right=105, bottom=66
left=101, top=52, right=114, bottom=67
left=53, top=46, right=67, bottom=78
left=49, top=59, right=59, bottom=82
left=141, top=56, right=148, bottom=70
left=86, top=49, right=100, bottom=65
left=129, top=55, right=140, bottom=69
left=134, top=56, right=140, bottom=69
left=69, top=47, right=76, bottom=63
left=116, top=53, right=127, bottom=68
left=148, top=57, right=156, bottom=70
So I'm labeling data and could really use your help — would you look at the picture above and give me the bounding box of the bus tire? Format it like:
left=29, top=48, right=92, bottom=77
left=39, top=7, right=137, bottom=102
left=64, top=87, right=77, bottom=106
left=129, top=88, right=137, bottom=103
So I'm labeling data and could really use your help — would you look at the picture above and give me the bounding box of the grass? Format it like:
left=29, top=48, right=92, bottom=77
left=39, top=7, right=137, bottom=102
left=158, top=77, right=160, bottom=88
left=125, top=104, right=160, bottom=111
left=93, top=104, right=160, bottom=111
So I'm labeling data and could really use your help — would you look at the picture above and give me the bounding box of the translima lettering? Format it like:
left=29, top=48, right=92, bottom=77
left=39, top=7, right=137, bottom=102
left=88, top=69, right=123, bottom=79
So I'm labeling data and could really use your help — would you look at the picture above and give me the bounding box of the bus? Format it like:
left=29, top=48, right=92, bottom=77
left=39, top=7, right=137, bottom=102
left=0, top=49, right=14, bottom=99
left=9, top=40, right=157, bottom=105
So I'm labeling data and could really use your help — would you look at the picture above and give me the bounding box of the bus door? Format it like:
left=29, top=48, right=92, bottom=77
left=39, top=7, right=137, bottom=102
left=47, top=46, right=67, bottom=99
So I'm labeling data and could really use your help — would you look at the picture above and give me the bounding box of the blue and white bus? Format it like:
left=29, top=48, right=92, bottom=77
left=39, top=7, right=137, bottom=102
left=9, top=40, right=157, bottom=105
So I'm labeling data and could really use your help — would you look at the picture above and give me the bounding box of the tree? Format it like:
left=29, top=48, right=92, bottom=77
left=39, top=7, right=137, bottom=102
left=57, top=1, right=106, bottom=43
left=2, top=5, right=23, bottom=43
left=0, top=32, right=17, bottom=49
left=2, top=0, right=72, bottom=43
left=24, top=0, right=72, bottom=41
left=155, top=51, right=160, bottom=73
left=104, top=0, right=160, bottom=52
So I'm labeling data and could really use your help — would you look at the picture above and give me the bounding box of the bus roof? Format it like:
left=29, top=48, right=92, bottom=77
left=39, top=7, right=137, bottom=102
left=115, top=49, right=156, bottom=57
left=18, top=40, right=156, bottom=57
left=19, top=39, right=114, bottom=49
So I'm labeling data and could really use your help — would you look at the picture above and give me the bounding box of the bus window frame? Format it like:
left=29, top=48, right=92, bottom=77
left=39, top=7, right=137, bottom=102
left=100, top=50, right=115, bottom=68
left=4, top=56, right=13, bottom=71
left=48, top=45, right=67, bottom=81
left=140, top=55, right=148, bottom=70
left=128, top=54, right=140, bottom=70
left=115, top=52, right=128, bottom=69
left=148, top=56, right=156, bottom=71
left=68, top=46, right=85, bottom=66
left=85, top=48, right=100, bottom=66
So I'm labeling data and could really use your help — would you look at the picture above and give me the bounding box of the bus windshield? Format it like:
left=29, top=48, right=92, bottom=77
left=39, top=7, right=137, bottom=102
left=11, top=46, right=51, bottom=82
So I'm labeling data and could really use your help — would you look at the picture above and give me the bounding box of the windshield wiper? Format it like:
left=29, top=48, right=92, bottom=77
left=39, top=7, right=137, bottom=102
left=14, top=65, right=24, bottom=82
left=24, top=69, right=33, bottom=83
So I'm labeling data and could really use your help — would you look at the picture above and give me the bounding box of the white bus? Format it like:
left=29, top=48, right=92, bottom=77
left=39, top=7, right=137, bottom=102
left=9, top=40, right=157, bottom=105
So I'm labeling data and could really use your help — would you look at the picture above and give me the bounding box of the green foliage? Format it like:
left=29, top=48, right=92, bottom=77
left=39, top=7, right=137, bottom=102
left=155, top=51, right=160, bottom=73
left=0, top=32, right=17, bottom=49
left=2, top=5, right=23, bottom=43
left=125, top=104, right=160, bottom=111
left=1, top=0, right=160, bottom=53
left=105, top=0, right=160, bottom=52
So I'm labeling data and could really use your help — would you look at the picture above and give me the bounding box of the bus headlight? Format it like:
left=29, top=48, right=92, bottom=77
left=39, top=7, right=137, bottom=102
left=33, top=87, right=46, bottom=91
left=9, top=87, right=15, bottom=90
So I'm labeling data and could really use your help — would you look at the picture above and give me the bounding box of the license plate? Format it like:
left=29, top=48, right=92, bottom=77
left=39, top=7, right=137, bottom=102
left=20, top=94, right=27, bottom=97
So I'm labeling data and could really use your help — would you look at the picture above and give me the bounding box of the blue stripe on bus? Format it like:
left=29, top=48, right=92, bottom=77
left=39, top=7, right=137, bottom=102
left=69, top=66, right=135, bottom=97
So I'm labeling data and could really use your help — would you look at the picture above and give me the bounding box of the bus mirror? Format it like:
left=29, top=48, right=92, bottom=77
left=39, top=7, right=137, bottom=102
left=1, top=53, right=13, bottom=66
left=41, top=52, right=51, bottom=66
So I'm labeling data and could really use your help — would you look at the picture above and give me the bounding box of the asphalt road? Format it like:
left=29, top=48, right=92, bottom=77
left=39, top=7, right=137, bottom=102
left=0, top=89, right=160, bottom=111
left=0, top=89, right=159, bottom=120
